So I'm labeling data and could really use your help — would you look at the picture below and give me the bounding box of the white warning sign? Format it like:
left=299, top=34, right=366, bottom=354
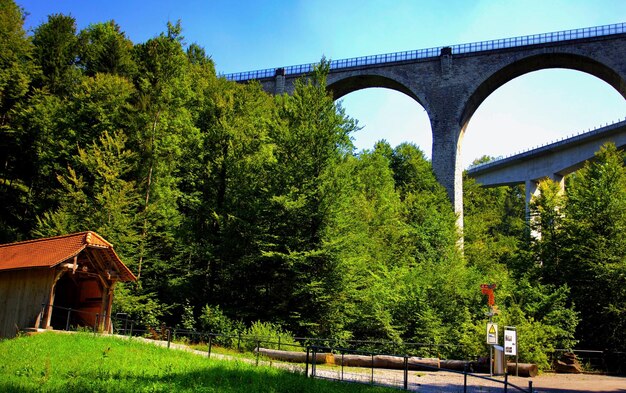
left=486, top=323, right=498, bottom=344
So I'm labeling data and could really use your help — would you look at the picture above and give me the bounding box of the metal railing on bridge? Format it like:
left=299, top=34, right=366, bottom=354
left=223, top=22, right=626, bottom=81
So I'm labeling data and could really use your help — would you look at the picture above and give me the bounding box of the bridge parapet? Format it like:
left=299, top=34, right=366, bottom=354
left=222, top=22, right=626, bottom=82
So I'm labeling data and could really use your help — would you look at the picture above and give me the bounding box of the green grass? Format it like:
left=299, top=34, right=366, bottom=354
left=0, top=332, right=396, bottom=392
left=187, top=342, right=256, bottom=359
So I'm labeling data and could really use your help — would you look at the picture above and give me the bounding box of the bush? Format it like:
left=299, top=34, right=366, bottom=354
left=199, top=304, right=243, bottom=347
left=111, top=283, right=169, bottom=329
left=243, top=321, right=301, bottom=352
left=178, top=300, right=196, bottom=331
left=199, top=306, right=300, bottom=352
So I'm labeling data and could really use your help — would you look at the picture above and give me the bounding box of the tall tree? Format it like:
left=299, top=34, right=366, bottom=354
left=177, top=74, right=278, bottom=316
left=256, top=62, right=357, bottom=335
left=463, top=168, right=526, bottom=272
left=131, top=21, right=196, bottom=282
left=34, top=130, right=141, bottom=261
left=32, top=13, right=81, bottom=95
left=561, top=143, right=626, bottom=350
left=0, top=0, right=37, bottom=241
left=530, top=178, right=566, bottom=283
left=391, top=142, right=458, bottom=263
left=323, top=144, right=409, bottom=341
left=78, top=21, right=136, bottom=77
left=0, top=0, right=35, bottom=127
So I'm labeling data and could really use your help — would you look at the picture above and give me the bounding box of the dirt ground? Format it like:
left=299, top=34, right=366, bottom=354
left=519, top=372, right=626, bottom=393
left=323, top=368, right=626, bottom=392
left=370, top=369, right=626, bottom=393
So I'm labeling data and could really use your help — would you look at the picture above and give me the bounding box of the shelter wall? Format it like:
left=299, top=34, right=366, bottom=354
left=0, top=268, right=54, bottom=338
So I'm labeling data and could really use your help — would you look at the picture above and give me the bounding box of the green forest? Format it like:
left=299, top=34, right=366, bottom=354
left=1, top=0, right=625, bottom=368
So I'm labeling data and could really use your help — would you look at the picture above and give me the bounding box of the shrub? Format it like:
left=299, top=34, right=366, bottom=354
left=198, top=304, right=243, bottom=347
left=178, top=300, right=196, bottom=331
left=243, top=321, right=301, bottom=352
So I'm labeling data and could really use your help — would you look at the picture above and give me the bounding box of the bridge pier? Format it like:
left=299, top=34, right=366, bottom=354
left=525, top=175, right=565, bottom=220
left=430, top=114, right=465, bottom=233
left=526, top=175, right=565, bottom=239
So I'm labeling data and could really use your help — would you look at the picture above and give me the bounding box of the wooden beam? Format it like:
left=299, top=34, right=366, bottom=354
left=98, top=285, right=109, bottom=332
left=42, top=269, right=66, bottom=329
left=84, top=249, right=110, bottom=289
left=105, top=281, right=116, bottom=333
left=86, top=249, right=107, bottom=274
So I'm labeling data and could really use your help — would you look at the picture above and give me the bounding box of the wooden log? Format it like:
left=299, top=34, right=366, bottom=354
left=440, top=359, right=469, bottom=371
left=256, top=347, right=328, bottom=364
left=336, top=354, right=440, bottom=371
left=407, top=356, right=441, bottom=371
left=374, top=355, right=403, bottom=369
left=447, top=360, right=537, bottom=378
left=507, top=362, right=538, bottom=377
left=256, top=347, right=538, bottom=377
left=335, top=354, right=372, bottom=367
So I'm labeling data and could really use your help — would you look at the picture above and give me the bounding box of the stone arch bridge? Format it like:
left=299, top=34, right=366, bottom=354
left=225, top=23, right=626, bottom=230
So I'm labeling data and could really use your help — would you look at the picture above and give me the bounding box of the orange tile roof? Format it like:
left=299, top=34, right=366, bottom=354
left=0, top=231, right=136, bottom=281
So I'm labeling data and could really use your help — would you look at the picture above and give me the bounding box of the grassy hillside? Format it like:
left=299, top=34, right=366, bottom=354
left=0, top=332, right=392, bottom=392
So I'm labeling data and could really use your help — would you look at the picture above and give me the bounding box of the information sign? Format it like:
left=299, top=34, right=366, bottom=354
left=504, top=328, right=517, bottom=356
left=486, top=322, right=498, bottom=344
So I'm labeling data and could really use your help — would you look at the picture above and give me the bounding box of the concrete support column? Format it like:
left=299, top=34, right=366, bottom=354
left=553, top=174, right=565, bottom=193
left=525, top=179, right=541, bottom=239
left=525, top=175, right=565, bottom=218
left=526, top=175, right=565, bottom=239
left=431, top=118, right=464, bottom=233
left=524, top=179, right=539, bottom=222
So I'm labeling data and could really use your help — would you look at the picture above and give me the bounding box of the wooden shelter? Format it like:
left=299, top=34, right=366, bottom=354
left=0, top=231, right=136, bottom=338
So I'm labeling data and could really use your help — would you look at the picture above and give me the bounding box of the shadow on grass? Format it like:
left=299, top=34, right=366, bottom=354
left=0, top=362, right=392, bottom=393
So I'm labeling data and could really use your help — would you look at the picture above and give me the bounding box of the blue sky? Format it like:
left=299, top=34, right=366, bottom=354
left=18, top=0, right=626, bottom=167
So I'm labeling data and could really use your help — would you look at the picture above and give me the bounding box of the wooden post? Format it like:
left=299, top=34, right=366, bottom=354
left=98, top=286, right=107, bottom=332
left=104, top=281, right=116, bottom=333
left=35, top=303, right=44, bottom=329
left=43, top=270, right=65, bottom=329
left=305, top=347, right=310, bottom=377
left=403, top=355, right=408, bottom=390
left=97, top=278, right=111, bottom=332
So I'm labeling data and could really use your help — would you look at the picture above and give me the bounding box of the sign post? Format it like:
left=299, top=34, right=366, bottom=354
left=486, top=322, right=498, bottom=375
left=504, top=326, right=518, bottom=376
left=481, top=284, right=499, bottom=376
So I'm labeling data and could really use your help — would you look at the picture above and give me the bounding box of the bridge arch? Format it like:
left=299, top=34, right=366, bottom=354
left=461, top=53, right=626, bottom=128
left=340, top=87, right=433, bottom=154
left=327, top=73, right=431, bottom=115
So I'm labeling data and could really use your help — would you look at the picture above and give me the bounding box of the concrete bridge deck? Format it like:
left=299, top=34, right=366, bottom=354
left=466, top=118, right=626, bottom=216
left=466, top=118, right=626, bottom=186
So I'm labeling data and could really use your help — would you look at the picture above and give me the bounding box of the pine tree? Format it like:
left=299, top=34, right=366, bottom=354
left=562, top=143, right=626, bottom=350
